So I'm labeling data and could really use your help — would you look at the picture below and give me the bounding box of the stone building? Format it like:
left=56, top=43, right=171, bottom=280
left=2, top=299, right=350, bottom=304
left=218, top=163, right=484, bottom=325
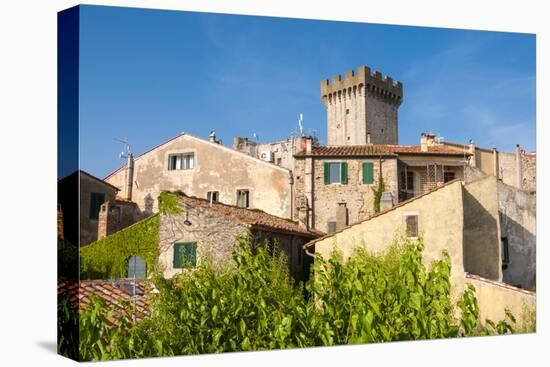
left=158, top=193, right=323, bottom=281
left=293, top=134, right=468, bottom=233
left=321, top=65, right=403, bottom=146
left=304, top=176, right=535, bottom=327
left=105, top=132, right=294, bottom=220
left=58, top=170, right=120, bottom=246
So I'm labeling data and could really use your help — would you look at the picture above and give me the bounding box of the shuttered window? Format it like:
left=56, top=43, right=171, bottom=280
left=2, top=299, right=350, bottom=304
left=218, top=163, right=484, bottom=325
left=363, top=162, right=374, bottom=184
left=173, top=242, right=197, bottom=269
left=324, top=162, right=347, bottom=184
left=89, top=192, right=105, bottom=220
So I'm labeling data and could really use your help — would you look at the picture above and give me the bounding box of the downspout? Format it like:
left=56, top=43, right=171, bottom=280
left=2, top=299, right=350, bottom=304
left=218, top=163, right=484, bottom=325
left=289, top=171, right=294, bottom=220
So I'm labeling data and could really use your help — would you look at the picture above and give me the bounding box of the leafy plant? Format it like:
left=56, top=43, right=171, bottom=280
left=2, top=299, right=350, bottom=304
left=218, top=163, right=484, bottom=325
left=372, top=176, right=386, bottom=213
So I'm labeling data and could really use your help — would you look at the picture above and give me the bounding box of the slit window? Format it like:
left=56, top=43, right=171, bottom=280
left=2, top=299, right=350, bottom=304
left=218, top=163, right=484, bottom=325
left=501, top=237, right=510, bottom=270
left=168, top=153, right=195, bottom=170
left=405, top=215, right=418, bottom=238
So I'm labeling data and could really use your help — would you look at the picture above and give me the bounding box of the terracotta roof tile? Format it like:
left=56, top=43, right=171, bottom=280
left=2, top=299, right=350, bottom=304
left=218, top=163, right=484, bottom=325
left=296, top=144, right=468, bottom=157
left=58, top=278, right=151, bottom=323
left=465, top=273, right=536, bottom=296
left=177, top=194, right=325, bottom=238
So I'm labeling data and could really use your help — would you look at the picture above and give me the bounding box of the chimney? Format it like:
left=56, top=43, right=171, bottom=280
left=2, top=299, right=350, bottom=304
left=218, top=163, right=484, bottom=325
left=296, top=195, right=309, bottom=230
left=515, top=144, right=523, bottom=189
left=125, top=153, right=134, bottom=201
left=420, top=132, right=436, bottom=152
left=209, top=130, right=217, bottom=143
left=468, top=139, right=476, bottom=167
left=492, top=147, right=500, bottom=179
left=305, top=137, right=312, bottom=154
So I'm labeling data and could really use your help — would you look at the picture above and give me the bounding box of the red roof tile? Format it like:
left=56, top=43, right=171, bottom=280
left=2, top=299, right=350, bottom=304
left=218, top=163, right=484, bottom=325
left=177, top=194, right=325, bottom=238
left=58, top=278, right=151, bottom=322
left=296, top=144, right=469, bottom=157
left=465, top=273, right=536, bottom=296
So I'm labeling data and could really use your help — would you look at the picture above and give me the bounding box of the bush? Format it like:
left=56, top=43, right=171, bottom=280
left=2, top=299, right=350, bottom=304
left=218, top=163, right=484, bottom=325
left=74, top=236, right=516, bottom=361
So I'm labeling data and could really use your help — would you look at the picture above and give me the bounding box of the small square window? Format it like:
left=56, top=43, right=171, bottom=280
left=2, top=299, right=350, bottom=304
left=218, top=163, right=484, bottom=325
left=168, top=153, right=195, bottom=170
left=346, top=109, right=350, bottom=114
left=405, top=215, right=418, bottom=238
left=206, top=191, right=219, bottom=203
left=173, top=242, right=197, bottom=269
left=237, top=190, right=249, bottom=208
left=327, top=221, right=337, bottom=233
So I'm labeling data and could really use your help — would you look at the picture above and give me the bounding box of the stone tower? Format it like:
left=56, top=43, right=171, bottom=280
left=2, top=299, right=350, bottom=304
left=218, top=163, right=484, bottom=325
left=321, top=65, right=403, bottom=146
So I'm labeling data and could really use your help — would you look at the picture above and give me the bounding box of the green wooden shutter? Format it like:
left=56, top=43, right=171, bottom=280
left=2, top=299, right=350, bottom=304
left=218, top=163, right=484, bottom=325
left=174, top=242, right=197, bottom=269
left=363, top=162, right=374, bottom=184
left=341, top=162, right=348, bottom=184
left=323, top=162, right=330, bottom=185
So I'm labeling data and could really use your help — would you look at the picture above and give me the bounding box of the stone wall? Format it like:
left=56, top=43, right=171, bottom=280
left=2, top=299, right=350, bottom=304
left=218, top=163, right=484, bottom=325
left=498, top=151, right=518, bottom=188
left=80, top=173, right=117, bottom=246
left=322, top=66, right=402, bottom=146
left=293, top=157, right=398, bottom=232
left=97, top=200, right=142, bottom=240
left=106, top=133, right=293, bottom=220
left=498, top=181, right=536, bottom=290
left=466, top=274, right=536, bottom=330
left=521, top=153, right=536, bottom=192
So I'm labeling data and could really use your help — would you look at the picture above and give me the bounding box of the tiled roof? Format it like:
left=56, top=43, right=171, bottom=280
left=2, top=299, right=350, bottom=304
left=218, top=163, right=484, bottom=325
left=177, top=194, right=325, bottom=238
left=465, top=273, right=536, bottom=296
left=296, top=144, right=469, bottom=157
left=58, top=278, right=150, bottom=322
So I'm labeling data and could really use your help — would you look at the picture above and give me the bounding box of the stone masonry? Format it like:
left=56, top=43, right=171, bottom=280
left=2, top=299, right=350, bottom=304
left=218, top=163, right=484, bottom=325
left=321, top=65, right=403, bottom=146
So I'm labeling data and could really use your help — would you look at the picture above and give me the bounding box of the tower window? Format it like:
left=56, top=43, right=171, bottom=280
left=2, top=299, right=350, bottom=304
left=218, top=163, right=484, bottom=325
left=346, top=109, right=350, bottom=114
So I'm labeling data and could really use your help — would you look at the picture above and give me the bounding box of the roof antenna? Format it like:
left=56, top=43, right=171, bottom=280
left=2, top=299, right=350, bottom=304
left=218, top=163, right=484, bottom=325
left=298, top=113, right=305, bottom=137
left=114, top=138, right=132, bottom=159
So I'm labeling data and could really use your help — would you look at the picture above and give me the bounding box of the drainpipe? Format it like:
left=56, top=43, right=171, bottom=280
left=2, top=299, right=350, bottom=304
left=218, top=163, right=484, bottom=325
left=126, top=153, right=134, bottom=201
left=289, top=171, right=294, bottom=220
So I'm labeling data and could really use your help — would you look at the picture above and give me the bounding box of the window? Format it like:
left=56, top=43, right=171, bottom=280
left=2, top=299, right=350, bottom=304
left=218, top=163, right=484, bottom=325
left=346, top=109, right=350, bottom=114
left=89, top=192, right=105, bottom=220
left=173, top=242, right=197, bottom=269
left=168, top=153, right=194, bottom=170
left=400, top=171, right=415, bottom=191
left=501, top=237, right=510, bottom=270
left=276, top=158, right=282, bottom=166
left=206, top=191, right=219, bottom=203
left=363, top=162, right=374, bottom=184
left=444, top=170, right=456, bottom=183
left=324, top=162, right=348, bottom=184
left=236, top=189, right=249, bottom=208
left=405, top=215, right=418, bottom=238
left=327, top=221, right=337, bottom=233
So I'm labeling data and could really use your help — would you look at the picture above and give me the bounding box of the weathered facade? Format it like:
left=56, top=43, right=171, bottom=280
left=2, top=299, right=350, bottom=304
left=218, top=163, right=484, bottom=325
left=105, top=132, right=294, bottom=219
left=304, top=176, right=535, bottom=325
left=321, top=65, right=403, bottom=146
left=97, top=199, right=143, bottom=240
left=58, top=170, right=120, bottom=246
left=233, top=136, right=312, bottom=171
left=293, top=135, right=468, bottom=232
left=158, top=194, right=323, bottom=281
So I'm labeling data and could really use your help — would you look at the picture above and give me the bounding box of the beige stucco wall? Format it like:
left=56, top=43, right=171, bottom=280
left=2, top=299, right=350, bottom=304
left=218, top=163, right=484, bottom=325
left=106, top=134, right=292, bottom=219
left=466, top=277, right=536, bottom=330
left=313, top=181, right=467, bottom=298
left=462, top=176, right=502, bottom=281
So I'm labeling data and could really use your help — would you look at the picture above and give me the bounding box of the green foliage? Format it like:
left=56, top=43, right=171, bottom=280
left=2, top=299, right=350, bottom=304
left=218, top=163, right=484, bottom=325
left=372, top=176, right=386, bottom=213
left=80, top=215, right=159, bottom=279
left=57, top=295, right=79, bottom=359
left=158, top=192, right=181, bottom=214
left=75, top=236, right=518, bottom=361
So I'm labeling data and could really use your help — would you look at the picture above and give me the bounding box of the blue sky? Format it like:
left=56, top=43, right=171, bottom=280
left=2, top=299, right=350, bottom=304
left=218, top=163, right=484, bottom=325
left=78, top=5, right=536, bottom=178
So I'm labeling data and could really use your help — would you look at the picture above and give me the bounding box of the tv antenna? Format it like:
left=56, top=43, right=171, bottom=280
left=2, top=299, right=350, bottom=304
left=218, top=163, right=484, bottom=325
left=298, top=113, right=305, bottom=137
left=114, top=138, right=132, bottom=159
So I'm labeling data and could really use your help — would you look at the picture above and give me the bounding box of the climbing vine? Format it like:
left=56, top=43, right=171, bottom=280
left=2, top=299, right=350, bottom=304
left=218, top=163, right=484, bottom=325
left=80, top=214, right=160, bottom=279
left=372, top=176, right=386, bottom=213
